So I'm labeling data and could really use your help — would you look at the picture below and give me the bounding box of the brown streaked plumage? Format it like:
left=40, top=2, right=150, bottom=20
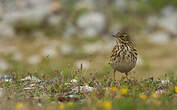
left=109, top=32, right=138, bottom=80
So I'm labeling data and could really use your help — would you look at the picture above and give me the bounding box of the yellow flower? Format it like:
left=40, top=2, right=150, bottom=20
left=175, top=87, right=177, bottom=93
left=16, top=102, right=23, bottom=110
left=59, top=103, right=65, bottom=110
left=67, top=102, right=73, bottom=107
left=139, top=94, right=147, bottom=100
left=110, top=87, right=118, bottom=92
left=121, top=88, right=128, bottom=95
left=152, top=93, right=158, bottom=98
left=104, top=101, right=111, bottom=110
left=97, top=101, right=112, bottom=110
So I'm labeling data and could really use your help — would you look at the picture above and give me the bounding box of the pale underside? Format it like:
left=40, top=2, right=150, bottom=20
left=109, top=44, right=137, bottom=74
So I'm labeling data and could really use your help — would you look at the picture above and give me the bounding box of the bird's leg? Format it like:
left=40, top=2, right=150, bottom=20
left=125, top=73, right=129, bottom=81
left=125, top=73, right=132, bottom=84
left=113, top=70, right=116, bottom=81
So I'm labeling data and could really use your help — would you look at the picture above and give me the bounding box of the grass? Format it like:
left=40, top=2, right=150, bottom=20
left=0, top=0, right=177, bottom=109
left=0, top=37, right=177, bottom=110
left=0, top=70, right=176, bottom=110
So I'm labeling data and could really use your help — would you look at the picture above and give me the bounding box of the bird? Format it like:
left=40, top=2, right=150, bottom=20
left=109, top=32, right=138, bottom=81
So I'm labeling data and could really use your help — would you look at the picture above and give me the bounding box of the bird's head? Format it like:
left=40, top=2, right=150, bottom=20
left=112, top=32, right=130, bottom=43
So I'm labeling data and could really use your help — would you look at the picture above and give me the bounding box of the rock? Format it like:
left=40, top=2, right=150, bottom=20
left=159, top=16, right=177, bottom=36
left=148, top=31, right=170, bottom=44
left=24, top=84, right=36, bottom=90
left=12, top=52, right=24, bottom=61
left=1, top=0, right=61, bottom=35
left=82, top=40, right=114, bottom=54
left=70, top=79, right=78, bottom=83
left=60, top=44, right=73, bottom=55
left=64, top=23, right=76, bottom=38
left=50, top=77, right=61, bottom=84
left=157, top=80, right=170, bottom=85
left=27, top=55, right=41, bottom=65
left=115, top=0, right=127, bottom=10
left=155, top=89, right=166, bottom=94
left=21, top=76, right=41, bottom=82
left=75, top=60, right=90, bottom=69
left=0, top=74, right=13, bottom=82
left=82, top=42, right=102, bottom=54
left=160, top=80, right=170, bottom=85
left=72, top=85, right=95, bottom=93
left=3, top=7, right=49, bottom=26
left=41, top=47, right=57, bottom=57
left=147, top=6, right=177, bottom=36
left=147, top=16, right=159, bottom=31
left=75, top=0, right=95, bottom=10
left=48, top=15, right=62, bottom=26
left=38, top=103, right=42, bottom=107
left=0, top=23, right=15, bottom=38
left=0, top=60, right=9, bottom=71
left=161, top=6, right=176, bottom=17
left=24, top=87, right=34, bottom=90
left=77, top=12, right=105, bottom=37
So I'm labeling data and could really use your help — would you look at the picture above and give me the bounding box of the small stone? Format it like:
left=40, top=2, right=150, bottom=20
left=24, top=83, right=36, bottom=90
left=77, top=12, right=105, bottom=37
left=70, top=79, right=78, bottom=83
left=156, top=89, right=165, bottom=94
left=21, top=76, right=41, bottom=82
left=0, top=74, right=13, bottom=82
left=72, top=85, right=95, bottom=93
left=149, top=32, right=170, bottom=44
left=0, top=60, right=9, bottom=71
left=159, top=80, right=170, bottom=85
left=50, top=77, right=61, bottom=84
left=24, top=87, right=34, bottom=90
left=38, top=103, right=42, bottom=107
left=67, top=95, right=75, bottom=98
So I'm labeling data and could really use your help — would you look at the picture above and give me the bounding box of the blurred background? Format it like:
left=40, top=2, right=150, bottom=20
left=0, top=0, right=177, bottom=80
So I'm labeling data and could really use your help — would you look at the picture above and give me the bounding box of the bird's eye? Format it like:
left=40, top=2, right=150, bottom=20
left=120, top=36, right=128, bottom=40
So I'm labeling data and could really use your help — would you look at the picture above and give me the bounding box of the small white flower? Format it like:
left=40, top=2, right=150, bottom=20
left=70, top=79, right=78, bottom=83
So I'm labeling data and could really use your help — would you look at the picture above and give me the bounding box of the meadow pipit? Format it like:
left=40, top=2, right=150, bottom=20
left=109, top=32, right=138, bottom=80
